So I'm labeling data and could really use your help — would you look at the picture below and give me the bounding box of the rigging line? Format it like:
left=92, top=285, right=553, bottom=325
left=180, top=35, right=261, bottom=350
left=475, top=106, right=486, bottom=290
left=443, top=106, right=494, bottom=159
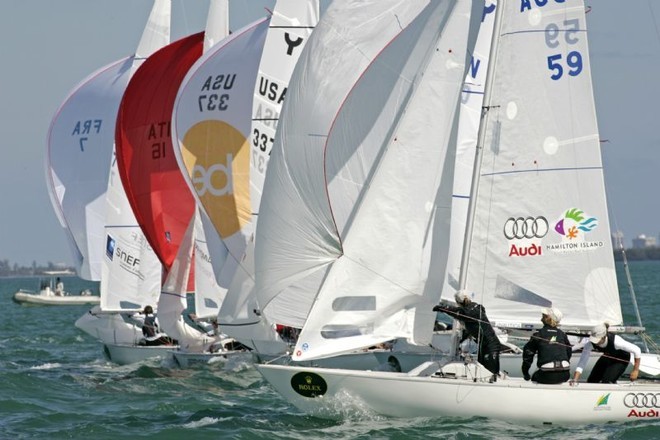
left=601, top=140, right=649, bottom=353
left=647, top=0, right=660, bottom=48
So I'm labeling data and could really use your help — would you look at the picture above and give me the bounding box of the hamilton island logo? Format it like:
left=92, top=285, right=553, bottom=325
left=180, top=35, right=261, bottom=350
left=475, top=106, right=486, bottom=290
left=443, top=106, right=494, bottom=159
left=546, top=208, right=604, bottom=253
left=291, top=372, right=328, bottom=398
left=554, top=208, right=598, bottom=239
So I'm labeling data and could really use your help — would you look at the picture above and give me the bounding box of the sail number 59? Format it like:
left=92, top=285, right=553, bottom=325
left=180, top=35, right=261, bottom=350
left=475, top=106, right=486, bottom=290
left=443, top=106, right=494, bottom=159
left=547, top=51, right=582, bottom=80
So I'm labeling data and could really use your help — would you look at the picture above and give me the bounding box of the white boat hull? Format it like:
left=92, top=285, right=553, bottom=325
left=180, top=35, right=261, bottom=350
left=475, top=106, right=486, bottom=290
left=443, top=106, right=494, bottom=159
left=375, top=350, right=660, bottom=378
left=257, top=362, right=660, bottom=424
left=13, top=290, right=100, bottom=306
left=103, top=343, right=175, bottom=365
left=256, top=350, right=382, bottom=371
left=170, top=350, right=252, bottom=368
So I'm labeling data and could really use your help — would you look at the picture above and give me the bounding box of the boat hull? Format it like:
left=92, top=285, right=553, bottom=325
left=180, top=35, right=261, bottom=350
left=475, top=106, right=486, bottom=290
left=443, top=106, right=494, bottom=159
left=13, top=291, right=100, bottom=306
left=103, top=343, right=175, bottom=365
left=257, top=363, right=660, bottom=424
left=170, top=350, right=252, bottom=368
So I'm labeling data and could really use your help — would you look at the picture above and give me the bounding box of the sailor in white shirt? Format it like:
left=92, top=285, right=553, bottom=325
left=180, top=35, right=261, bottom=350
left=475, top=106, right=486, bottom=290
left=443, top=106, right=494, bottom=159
left=572, top=323, right=641, bottom=384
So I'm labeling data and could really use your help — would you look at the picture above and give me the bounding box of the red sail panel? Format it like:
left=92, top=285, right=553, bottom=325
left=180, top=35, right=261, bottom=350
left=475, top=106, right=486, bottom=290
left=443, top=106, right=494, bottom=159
left=116, top=32, right=203, bottom=291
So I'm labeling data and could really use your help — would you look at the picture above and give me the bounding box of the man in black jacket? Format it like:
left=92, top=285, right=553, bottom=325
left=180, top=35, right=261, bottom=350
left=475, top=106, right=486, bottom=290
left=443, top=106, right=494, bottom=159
left=521, top=307, right=572, bottom=384
left=433, top=291, right=500, bottom=378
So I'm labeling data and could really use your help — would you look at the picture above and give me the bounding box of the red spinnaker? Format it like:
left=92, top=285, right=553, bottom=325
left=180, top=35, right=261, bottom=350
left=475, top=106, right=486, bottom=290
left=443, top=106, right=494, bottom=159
left=116, top=32, right=204, bottom=291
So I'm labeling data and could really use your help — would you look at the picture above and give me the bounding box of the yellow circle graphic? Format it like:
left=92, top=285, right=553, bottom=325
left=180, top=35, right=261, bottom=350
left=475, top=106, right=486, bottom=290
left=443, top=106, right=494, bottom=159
left=180, top=120, right=250, bottom=238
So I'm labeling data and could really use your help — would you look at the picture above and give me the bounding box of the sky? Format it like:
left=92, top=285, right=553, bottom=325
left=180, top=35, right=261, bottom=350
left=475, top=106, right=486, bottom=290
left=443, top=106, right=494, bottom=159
left=0, top=0, right=658, bottom=267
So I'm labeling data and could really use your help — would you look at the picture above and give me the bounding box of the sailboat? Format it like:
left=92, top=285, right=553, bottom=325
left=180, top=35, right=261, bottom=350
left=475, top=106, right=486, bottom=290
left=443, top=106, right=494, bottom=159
left=73, top=0, right=170, bottom=365
left=172, top=0, right=325, bottom=363
left=256, top=0, right=660, bottom=425
left=111, top=15, right=208, bottom=363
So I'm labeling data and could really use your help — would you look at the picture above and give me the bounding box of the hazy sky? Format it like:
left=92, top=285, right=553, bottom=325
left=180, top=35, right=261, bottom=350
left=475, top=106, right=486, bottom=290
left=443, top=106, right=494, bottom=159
left=0, top=0, right=658, bottom=266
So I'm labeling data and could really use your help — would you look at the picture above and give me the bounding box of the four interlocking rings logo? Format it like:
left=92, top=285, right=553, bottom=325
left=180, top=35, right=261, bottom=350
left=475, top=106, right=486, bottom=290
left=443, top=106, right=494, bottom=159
left=624, top=393, right=660, bottom=408
left=503, top=216, right=549, bottom=240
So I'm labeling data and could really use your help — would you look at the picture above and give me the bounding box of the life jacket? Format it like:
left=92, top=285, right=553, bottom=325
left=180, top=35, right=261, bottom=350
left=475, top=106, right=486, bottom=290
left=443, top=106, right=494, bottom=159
left=142, top=314, right=158, bottom=338
left=534, top=325, right=570, bottom=370
left=593, top=332, right=630, bottom=364
left=460, top=303, right=500, bottom=353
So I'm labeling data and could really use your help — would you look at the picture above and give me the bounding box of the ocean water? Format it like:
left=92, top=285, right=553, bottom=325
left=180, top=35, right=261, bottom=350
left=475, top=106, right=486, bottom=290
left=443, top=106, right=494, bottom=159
left=2, top=263, right=660, bottom=440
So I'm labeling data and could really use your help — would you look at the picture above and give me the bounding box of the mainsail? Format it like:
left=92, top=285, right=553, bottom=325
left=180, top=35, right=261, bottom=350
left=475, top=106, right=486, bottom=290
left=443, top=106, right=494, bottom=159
left=455, top=0, right=622, bottom=329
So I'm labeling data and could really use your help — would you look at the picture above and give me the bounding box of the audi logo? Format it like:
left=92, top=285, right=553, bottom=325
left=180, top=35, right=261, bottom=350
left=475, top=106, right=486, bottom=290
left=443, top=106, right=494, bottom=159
left=624, top=393, right=660, bottom=408
left=503, top=216, right=549, bottom=240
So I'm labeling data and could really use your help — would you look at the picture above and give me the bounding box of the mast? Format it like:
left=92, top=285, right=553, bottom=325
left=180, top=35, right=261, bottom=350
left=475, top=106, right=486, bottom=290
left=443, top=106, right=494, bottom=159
left=451, top=0, right=505, bottom=357
left=457, top=0, right=504, bottom=293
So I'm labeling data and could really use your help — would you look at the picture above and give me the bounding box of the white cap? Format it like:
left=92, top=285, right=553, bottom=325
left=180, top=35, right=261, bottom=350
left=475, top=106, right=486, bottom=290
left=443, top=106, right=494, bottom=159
left=589, top=323, right=607, bottom=344
left=454, top=290, right=471, bottom=304
left=541, top=307, right=563, bottom=324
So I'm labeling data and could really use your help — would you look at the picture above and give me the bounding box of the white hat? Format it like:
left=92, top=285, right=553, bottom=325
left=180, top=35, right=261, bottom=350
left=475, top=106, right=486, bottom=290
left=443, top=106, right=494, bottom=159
left=541, top=307, right=563, bottom=324
left=454, top=290, right=471, bottom=304
left=589, top=323, right=608, bottom=344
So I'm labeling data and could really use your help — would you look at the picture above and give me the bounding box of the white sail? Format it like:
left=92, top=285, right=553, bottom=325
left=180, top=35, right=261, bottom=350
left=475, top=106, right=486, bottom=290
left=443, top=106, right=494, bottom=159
left=173, top=17, right=269, bottom=266
left=45, top=1, right=171, bottom=283
left=442, top=0, right=497, bottom=298
left=250, top=0, right=321, bottom=214
left=459, top=0, right=621, bottom=329
left=74, top=0, right=171, bottom=345
left=193, top=208, right=229, bottom=319
left=215, top=0, right=319, bottom=350
left=157, top=210, right=213, bottom=351
left=255, top=0, right=481, bottom=360
left=255, top=0, right=660, bottom=426
left=101, top=146, right=162, bottom=313
left=98, top=0, right=170, bottom=314
left=46, top=58, right=133, bottom=282
left=204, top=0, right=229, bottom=52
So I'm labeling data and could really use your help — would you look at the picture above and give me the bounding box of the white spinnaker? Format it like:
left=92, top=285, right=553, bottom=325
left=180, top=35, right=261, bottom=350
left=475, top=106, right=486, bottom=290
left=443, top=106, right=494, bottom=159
left=255, top=0, right=473, bottom=333
left=46, top=58, right=133, bottom=282
left=462, top=0, right=621, bottom=329
left=256, top=0, right=432, bottom=328
left=293, top=0, right=479, bottom=361
left=73, top=0, right=170, bottom=344
left=218, top=0, right=319, bottom=348
left=45, top=0, right=170, bottom=282
left=173, top=18, right=268, bottom=265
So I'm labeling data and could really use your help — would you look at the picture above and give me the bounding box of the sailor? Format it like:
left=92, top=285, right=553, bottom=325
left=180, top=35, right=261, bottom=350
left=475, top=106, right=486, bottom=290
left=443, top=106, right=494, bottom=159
left=55, top=277, right=64, bottom=296
left=433, top=290, right=500, bottom=378
left=572, top=323, right=641, bottom=384
left=521, top=307, right=572, bottom=384
left=139, top=305, right=176, bottom=346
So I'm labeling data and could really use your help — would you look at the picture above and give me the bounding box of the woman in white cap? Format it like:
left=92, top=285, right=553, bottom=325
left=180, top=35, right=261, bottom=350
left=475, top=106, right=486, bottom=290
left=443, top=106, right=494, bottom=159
left=521, top=307, right=572, bottom=384
left=572, top=323, right=641, bottom=383
left=433, top=290, right=500, bottom=379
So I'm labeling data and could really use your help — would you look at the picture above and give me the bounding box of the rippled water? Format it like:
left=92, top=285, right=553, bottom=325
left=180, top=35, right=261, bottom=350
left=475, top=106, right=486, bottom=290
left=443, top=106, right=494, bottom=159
left=2, top=264, right=660, bottom=439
